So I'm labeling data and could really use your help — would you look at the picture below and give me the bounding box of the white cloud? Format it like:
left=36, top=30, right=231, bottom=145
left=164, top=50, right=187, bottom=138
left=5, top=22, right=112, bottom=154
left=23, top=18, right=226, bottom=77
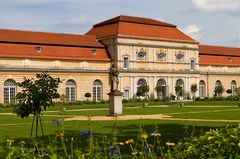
left=56, top=15, right=92, bottom=28
left=181, top=24, right=202, bottom=41
left=192, top=0, right=240, bottom=12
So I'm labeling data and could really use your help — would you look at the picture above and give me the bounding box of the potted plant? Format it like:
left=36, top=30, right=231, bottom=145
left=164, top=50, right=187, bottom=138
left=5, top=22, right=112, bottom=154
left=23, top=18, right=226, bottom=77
left=85, top=92, right=91, bottom=101
left=155, top=85, right=164, bottom=99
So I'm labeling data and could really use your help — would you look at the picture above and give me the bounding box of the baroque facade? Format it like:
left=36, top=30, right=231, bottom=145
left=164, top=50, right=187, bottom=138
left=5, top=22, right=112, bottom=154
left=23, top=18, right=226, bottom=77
left=0, top=15, right=239, bottom=103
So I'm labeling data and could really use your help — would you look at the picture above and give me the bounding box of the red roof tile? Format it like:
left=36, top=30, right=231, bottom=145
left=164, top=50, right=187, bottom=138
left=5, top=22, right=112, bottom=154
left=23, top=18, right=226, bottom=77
left=0, top=43, right=110, bottom=61
left=94, top=15, right=176, bottom=27
left=86, top=15, right=196, bottom=43
left=0, top=29, right=104, bottom=48
left=199, top=45, right=240, bottom=56
left=200, top=55, right=240, bottom=66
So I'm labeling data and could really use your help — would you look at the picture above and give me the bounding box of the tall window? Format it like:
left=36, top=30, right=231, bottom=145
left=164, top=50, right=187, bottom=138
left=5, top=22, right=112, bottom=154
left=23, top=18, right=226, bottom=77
left=124, top=89, right=129, bottom=99
left=4, top=79, right=16, bottom=104
left=137, top=78, right=147, bottom=97
left=66, top=80, right=76, bottom=102
left=93, top=80, right=102, bottom=102
left=231, top=80, right=237, bottom=96
left=190, top=59, right=195, bottom=70
left=215, top=80, right=222, bottom=97
left=156, top=79, right=166, bottom=98
left=123, top=57, right=129, bottom=69
left=176, top=79, right=184, bottom=88
left=199, top=80, right=205, bottom=97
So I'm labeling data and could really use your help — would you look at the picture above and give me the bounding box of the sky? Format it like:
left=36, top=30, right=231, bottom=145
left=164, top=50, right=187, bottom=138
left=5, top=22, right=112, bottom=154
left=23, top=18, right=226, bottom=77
left=0, top=0, right=240, bottom=47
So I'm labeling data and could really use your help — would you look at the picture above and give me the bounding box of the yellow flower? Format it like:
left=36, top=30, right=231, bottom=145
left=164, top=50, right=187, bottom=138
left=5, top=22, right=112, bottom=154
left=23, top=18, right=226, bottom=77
left=19, top=141, right=26, bottom=145
left=132, top=151, right=138, bottom=155
left=140, top=134, right=148, bottom=139
left=187, top=146, right=192, bottom=152
left=208, top=136, right=214, bottom=141
left=166, top=141, right=175, bottom=146
left=125, top=139, right=134, bottom=144
left=113, top=142, right=124, bottom=145
left=152, top=133, right=161, bottom=137
left=7, top=139, right=14, bottom=146
left=57, top=132, right=64, bottom=138
left=238, top=142, right=240, bottom=149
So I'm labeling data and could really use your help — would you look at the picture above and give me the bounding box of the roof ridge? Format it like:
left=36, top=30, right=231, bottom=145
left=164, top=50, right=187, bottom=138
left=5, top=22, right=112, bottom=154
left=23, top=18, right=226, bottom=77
left=0, top=28, right=96, bottom=38
left=93, top=15, right=176, bottom=28
left=200, top=44, right=240, bottom=49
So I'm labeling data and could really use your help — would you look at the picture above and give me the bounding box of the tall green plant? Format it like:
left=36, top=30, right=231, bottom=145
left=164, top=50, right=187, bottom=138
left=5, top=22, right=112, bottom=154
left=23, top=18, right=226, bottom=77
left=190, top=84, right=197, bottom=99
left=214, top=85, right=224, bottom=97
left=14, top=72, right=62, bottom=138
left=155, top=85, right=165, bottom=99
left=137, top=84, right=149, bottom=98
left=175, top=85, right=185, bottom=100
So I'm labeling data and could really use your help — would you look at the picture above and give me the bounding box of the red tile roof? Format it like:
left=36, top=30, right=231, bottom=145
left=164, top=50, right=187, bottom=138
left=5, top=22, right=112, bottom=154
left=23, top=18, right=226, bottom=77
left=86, top=15, right=196, bottom=43
left=0, top=29, right=104, bottom=48
left=0, top=43, right=110, bottom=61
left=199, top=45, right=240, bottom=56
left=199, top=45, right=240, bottom=66
left=94, top=15, right=176, bottom=27
left=200, top=55, right=240, bottom=66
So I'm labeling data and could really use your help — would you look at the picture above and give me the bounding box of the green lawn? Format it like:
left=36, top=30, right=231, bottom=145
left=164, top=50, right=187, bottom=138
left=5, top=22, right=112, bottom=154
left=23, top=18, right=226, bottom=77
left=0, top=101, right=240, bottom=153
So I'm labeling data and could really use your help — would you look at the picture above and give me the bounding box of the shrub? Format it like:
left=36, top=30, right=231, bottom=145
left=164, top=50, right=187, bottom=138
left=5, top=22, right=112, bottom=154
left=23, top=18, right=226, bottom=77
left=226, top=89, right=232, bottom=94
left=194, top=97, right=200, bottom=101
left=172, top=125, right=240, bottom=158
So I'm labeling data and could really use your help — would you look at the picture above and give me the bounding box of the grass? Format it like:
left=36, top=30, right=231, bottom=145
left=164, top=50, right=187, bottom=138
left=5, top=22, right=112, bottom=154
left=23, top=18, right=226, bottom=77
left=0, top=100, right=240, bottom=153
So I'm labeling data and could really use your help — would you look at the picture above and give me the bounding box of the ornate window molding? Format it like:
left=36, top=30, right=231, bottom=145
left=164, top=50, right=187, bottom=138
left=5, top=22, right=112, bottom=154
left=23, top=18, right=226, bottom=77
left=156, top=49, right=166, bottom=61
left=136, top=48, right=147, bottom=60
left=175, top=50, right=184, bottom=61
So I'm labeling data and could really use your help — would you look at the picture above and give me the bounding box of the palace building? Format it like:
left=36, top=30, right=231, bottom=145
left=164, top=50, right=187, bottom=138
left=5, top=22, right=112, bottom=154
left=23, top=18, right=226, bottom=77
left=0, top=15, right=239, bottom=103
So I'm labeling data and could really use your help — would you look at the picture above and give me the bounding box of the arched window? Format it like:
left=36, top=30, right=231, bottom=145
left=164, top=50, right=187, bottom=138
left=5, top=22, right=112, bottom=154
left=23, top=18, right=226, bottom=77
left=137, top=78, right=147, bottom=86
left=199, top=80, right=206, bottom=97
left=137, top=78, right=147, bottom=97
left=215, top=80, right=222, bottom=97
left=231, top=80, right=237, bottom=96
left=176, top=79, right=184, bottom=88
left=93, top=80, right=102, bottom=102
left=156, top=79, right=166, bottom=98
left=66, top=80, right=76, bottom=102
left=4, top=79, right=16, bottom=104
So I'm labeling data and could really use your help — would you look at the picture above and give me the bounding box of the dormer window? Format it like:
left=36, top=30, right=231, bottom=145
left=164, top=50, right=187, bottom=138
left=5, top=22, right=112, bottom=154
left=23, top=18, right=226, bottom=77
left=228, top=57, right=232, bottom=63
left=91, top=49, right=97, bottom=55
left=35, top=47, right=41, bottom=53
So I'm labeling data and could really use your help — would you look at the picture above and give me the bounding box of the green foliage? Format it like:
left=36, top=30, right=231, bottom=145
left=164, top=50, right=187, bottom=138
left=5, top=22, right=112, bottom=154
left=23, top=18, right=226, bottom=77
left=214, top=85, right=225, bottom=97
left=14, top=72, right=62, bottom=118
left=226, top=89, right=232, bottom=94
left=155, top=85, right=164, bottom=95
left=190, top=84, right=197, bottom=99
left=172, top=125, right=240, bottom=158
left=190, top=84, right=197, bottom=94
left=175, top=85, right=185, bottom=99
left=236, top=87, right=240, bottom=99
left=3, top=124, right=240, bottom=158
left=137, top=84, right=149, bottom=97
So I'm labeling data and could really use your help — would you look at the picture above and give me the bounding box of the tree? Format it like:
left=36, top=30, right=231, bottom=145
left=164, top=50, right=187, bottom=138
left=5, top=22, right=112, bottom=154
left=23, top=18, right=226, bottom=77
left=14, top=72, right=62, bottom=139
left=137, top=84, right=149, bottom=98
left=175, top=85, right=185, bottom=100
left=214, top=85, right=224, bottom=97
left=155, top=85, right=165, bottom=99
left=190, top=84, right=198, bottom=99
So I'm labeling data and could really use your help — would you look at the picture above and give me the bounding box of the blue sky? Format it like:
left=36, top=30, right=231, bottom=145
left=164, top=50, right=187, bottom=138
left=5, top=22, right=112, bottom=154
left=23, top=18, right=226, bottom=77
left=0, top=0, right=240, bottom=47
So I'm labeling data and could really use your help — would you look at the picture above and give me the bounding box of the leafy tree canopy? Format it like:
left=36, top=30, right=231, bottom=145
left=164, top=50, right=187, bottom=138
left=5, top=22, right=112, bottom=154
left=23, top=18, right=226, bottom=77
left=14, top=72, right=62, bottom=118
